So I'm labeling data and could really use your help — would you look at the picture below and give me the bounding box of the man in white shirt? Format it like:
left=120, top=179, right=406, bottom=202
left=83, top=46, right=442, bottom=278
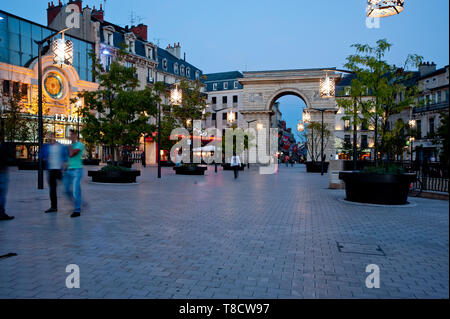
left=230, top=152, right=242, bottom=179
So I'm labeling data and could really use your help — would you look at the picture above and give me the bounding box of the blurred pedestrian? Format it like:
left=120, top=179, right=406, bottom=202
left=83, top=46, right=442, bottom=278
left=0, top=142, right=14, bottom=221
left=230, top=152, right=241, bottom=179
left=64, top=129, right=85, bottom=218
left=175, top=149, right=183, bottom=167
left=141, top=151, right=146, bottom=168
left=42, top=133, right=68, bottom=213
left=285, top=155, right=290, bottom=167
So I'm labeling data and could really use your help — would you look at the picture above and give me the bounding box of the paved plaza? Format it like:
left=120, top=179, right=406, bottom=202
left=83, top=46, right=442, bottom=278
left=0, top=164, right=448, bottom=299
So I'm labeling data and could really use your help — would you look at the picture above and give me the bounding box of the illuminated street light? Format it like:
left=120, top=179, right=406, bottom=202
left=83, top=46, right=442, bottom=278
left=256, top=121, right=264, bottom=131
left=227, top=110, right=236, bottom=124
left=366, top=0, right=404, bottom=18
left=52, top=33, right=73, bottom=66
left=170, top=84, right=183, bottom=106
left=319, top=72, right=335, bottom=98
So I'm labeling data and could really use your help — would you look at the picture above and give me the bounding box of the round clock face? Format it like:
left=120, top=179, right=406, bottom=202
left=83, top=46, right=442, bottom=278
left=44, top=72, right=64, bottom=99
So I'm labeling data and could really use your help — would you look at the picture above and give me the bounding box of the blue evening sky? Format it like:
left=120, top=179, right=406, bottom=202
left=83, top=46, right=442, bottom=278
left=2, top=0, right=449, bottom=133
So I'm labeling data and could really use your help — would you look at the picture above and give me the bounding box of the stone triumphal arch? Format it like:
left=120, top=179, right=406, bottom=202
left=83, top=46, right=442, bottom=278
left=238, top=69, right=341, bottom=161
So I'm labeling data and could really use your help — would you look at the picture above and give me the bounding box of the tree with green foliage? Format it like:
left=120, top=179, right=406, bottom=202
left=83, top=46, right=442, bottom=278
left=339, top=39, right=423, bottom=165
left=79, top=50, right=159, bottom=162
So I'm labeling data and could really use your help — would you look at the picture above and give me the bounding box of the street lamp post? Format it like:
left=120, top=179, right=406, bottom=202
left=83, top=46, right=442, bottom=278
left=310, top=108, right=336, bottom=176
left=35, top=27, right=71, bottom=190
left=157, top=100, right=161, bottom=179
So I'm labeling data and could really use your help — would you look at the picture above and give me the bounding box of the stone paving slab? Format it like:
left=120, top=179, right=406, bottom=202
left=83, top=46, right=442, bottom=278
left=0, top=165, right=448, bottom=299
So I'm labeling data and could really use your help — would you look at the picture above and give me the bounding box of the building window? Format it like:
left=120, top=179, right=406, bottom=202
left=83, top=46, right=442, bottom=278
left=344, top=135, right=351, bottom=145
left=212, top=113, right=216, bottom=121
left=222, top=113, right=227, bottom=120
left=186, top=67, right=190, bottom=78
left=361, top=120, right=368, bottom=131
left=361, top=135, right=368, bottom=149
left=105, top=55, right=112, bottom=71
left=126, top=62, right=133, bottom=68
left=108, top=33, right=113, bottom=46
left=146, top=47, right=153, bottom=59
left=180, top=65, right=185, bottom=76
left=222, top=96, right=227, bottom=105
left=162, top=59, right=167, bottom=70
left=223, top=82, right=228, bottom=90
left=213, top=83, right=218, bottom=91
left=174, top=63, right=179, bottom=74
left=429, top=118, right=435, bottom=135
left=195, top=71, right=200, bottom=80
left=12, top=82, right=20, bottom=96
left=233, top=95, right=238, bottom=104
left=344, top=120, right=351, bottom=131
left=21, top=83, right=28, bottom=98
left=416, top=120, right=422, bottom=138
left=211, top=97, right=217, bottom=105
left=234, top=81, right=239, bottom=89
left=147, top=68, right=153, bottom=83
left=3, top=80, right=10, bottom=96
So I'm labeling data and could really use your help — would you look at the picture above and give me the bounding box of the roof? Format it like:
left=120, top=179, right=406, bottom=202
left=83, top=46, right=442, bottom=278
left=203, top=71, right=243, bottom=82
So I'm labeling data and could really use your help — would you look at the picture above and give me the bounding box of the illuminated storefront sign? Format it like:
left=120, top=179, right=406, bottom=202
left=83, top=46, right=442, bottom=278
left=54, top=114, right=83, bottom=123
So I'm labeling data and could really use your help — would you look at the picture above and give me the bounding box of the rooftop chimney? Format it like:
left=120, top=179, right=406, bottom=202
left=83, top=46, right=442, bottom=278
left=92, top=3, right=104, bottom=22
left=419, top=61, right=437, bottom=77
left=47, top=1, right=63, bottom=26
left=166, top=42, right=181, bottom=59
left=130, top=24, right=148, bottom=41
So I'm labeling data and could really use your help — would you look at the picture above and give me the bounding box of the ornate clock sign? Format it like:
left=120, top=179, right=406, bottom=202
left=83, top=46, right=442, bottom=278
left=44, top=72, right=64, bottom=100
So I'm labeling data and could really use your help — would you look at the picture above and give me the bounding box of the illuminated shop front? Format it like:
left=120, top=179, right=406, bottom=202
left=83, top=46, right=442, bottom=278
left=0, top=10, right=98, bottom=159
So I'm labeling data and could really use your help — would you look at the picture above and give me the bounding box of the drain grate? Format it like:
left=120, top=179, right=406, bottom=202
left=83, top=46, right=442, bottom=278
left=0, top=253, right=18, bottom=259
left=337, top=242, right=385, bottom=256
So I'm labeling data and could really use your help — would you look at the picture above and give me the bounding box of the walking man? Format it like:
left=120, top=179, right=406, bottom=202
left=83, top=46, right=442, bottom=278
left=230, top=152, right=241, bottom=179
left=64, top=129, right=85, bottom=218
left=285, top=155, right=290, bottom=167
left=43, top=133, right=68, bottom=213
left=141, top=151, right=146, bottom=168
left=0, top=142, right=14, bottom=221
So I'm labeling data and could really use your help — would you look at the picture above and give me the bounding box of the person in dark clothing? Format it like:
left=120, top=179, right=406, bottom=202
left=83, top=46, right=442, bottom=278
left=230, top=153, right=241, bottom=179
left=141, top=151, right=146, bottom=168
left=42, top=133, right=68, bottom=213
left=0, top=142, right=14, bottom=221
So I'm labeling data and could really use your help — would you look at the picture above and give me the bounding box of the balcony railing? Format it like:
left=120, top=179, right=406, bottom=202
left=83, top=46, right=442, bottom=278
left=414, top=101, right=449, bottom=113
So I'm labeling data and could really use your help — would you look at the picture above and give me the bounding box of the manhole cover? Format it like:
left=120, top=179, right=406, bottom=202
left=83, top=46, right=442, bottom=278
left=337, top=242, right=385, bottom=256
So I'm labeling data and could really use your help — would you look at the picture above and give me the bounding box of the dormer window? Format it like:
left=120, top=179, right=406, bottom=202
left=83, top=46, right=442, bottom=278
left=213, top=83, right=218, bottom=91
left=162, top=59, right=167, bottom=70
left=174, top=63, right=179, bottom=74
left=125, top=33, right=137, bottom=54
left=180, top=65, right=185, bottom=76
left=186, top=67, right=191, bottom=78
left=103, top=26, right=116, bottom=47
left=234, top=81, right=239, bottom=89
left=224, top=82, right=228, bottom=90
left=195, top=71, right=200, bottom=80
left=146, top=46, right=153, bottom=59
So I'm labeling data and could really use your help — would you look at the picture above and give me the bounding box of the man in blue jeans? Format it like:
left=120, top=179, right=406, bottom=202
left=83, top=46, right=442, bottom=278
left=0, top=142, right=14, bottom=221
left=64, top=129, right=85, bottom=218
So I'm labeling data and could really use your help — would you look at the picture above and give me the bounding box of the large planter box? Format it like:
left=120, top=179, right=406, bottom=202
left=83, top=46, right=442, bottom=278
left=160, top=160, right=175, bottom=167
left=83, top=159, right=101, bottom=166
left=306, top=161, right=329, bottom=173
left=339, top=171, right=416, bottom=205
left=222, top=163, right=245, bottom=171
left=173, top=165, right=207, bottom=175
left=107, top=161, right=133, bottom=168
left=18, top=161, right=39, bottom=170
left=88, top=170, right=141, bottom=183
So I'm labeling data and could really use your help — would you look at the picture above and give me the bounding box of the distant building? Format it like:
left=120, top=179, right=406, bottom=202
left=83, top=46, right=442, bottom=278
left=203, top=71, right=244, bottom=134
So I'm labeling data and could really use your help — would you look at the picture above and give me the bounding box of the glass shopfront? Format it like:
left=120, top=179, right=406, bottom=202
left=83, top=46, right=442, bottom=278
left=0, top=10, right=94, bottom=82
